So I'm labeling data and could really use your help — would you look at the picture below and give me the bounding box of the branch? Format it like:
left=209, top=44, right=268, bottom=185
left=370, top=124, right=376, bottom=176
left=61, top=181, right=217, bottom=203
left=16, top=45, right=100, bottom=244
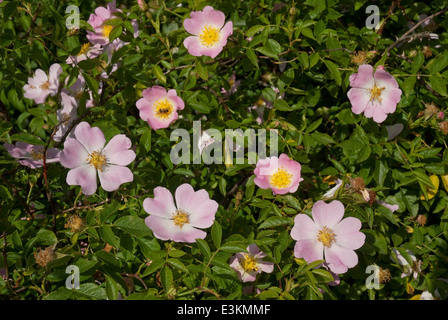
left=386, top=7, right=448, bottom=55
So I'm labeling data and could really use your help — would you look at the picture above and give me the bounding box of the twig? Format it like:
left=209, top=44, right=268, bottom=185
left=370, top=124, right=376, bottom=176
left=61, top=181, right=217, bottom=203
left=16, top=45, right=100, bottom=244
left=386, top=7, right=448, bottom=55
left=62, top=199, right=110, bottom=213
left=121, top=272, right=148, bottom=290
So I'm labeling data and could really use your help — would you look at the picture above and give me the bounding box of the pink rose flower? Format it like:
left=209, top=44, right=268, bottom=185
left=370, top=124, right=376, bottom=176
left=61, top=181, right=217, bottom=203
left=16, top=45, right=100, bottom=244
left=62, top=75, right=95, bottom=108
left=143, top=183, right=218, bottom=243
left=183, top=6, right=233, bottom=58
left=59, top=122, right=136, bottom=196
left=347, top=64, right=402, bottom=123
left=229, top=244, right=274, bottom=282
left=86, top=1, right=139, bottom=47
left=23, top=64, right=62, bottom=104
left=291, top=200, right=365, bottom=274
left=4, top=142, right=60, bottom=169
left=66, top=43, right=103, bottom=66
left=86, top=1, right=120, bottom=46
left=136, top=86, right=185, bottom=130
left=254, top=153, right=303, bottom=195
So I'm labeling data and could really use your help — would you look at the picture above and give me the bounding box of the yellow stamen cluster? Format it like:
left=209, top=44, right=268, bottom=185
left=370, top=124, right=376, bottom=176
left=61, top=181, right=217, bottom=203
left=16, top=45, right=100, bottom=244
left=270, top=167, right=292, bottom=189
left=29, top=149, right=44, bottom=161
left=153, top=99, right=174, bottom=120
left=87, top=150, right=107, bottom=171
left=102, top=25, right=114, bottom=39
left=369, top=83, right=385, bottom=103
left=77, top=43, right=91, bottom=56
left=241, top=254, right=258, bottom=272
left=172, top=209, right=190, bottom=228
left=40, top=81, right=50, bottom=91
left=317, top=226, right=336, bottom=248
left=199, top=25, right=220, bottom=47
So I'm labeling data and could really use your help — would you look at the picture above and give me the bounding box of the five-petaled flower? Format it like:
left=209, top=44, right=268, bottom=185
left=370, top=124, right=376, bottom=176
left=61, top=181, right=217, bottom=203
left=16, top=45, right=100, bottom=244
left=291, top=200, right=365, bottom=274
left=136, top=86, right=185, bottom=130
left=347, top=64, right=402, bottom=123
left=183, top=6, right=233, bottom=58
left=60, top=121, right=136, bottom=196
left=229, top=244, right=274, bottom=282
left=143, top=183, right=218, bottom=243
left=23, top=63, right=62, bottom=104
left=254, top=153, right=303, bottom=195
left=4, top=142, right=60, bottom=169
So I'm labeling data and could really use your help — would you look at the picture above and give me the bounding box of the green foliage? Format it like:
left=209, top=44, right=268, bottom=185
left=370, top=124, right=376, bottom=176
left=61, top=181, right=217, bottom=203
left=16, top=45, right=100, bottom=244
left=1, top=0, right=448, bottom=301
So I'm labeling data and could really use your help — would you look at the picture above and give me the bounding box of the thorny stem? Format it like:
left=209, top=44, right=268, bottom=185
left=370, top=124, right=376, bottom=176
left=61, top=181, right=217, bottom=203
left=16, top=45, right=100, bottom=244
left=385, top=7, right=448, bottom=55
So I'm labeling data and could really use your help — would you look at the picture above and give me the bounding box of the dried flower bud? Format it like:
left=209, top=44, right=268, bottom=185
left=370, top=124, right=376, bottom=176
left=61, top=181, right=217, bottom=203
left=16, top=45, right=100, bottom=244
left=350, top=51, right=368, bottom=66
left=350, top=177, right=365, bottom=192
left=422, top=46, right=433, bottom=58
left=439, top=121, right=448, bottom=135
left=65, top=214, right=85, bottom=233
left=378, top=268, right=391, bottom=284
left=34, top=246, right=55, bottom=268
left=416, top=214, right=427, bottom=226
left=424, top=102, right=439, bottom=119
left=368, top=190, right=376, bottom=206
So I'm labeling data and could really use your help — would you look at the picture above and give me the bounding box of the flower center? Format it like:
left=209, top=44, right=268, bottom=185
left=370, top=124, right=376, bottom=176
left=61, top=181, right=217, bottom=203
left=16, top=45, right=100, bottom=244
left=87, top=150, right=107, bottom=171
left=40, top=81, right=50, bottom=91
left=61, top=112, right=71, bottom=124
left=269, top=166, right=292, bottom=189
left=153, top=98, right=174, bottom=120
left=241, top=254, right=258, bottom=272
left=317, top=226, right=336, bottom=248
left=369, top=83, right=385, bottom=103
left=172, top=209, right=190, bottom=228
left=77, top=43, right=90, bottom=56
left=29, top=149, right=44, bottom=161
left=102, top=25, right=114, bottom=39
left=199, top=25, right=220, bottom=47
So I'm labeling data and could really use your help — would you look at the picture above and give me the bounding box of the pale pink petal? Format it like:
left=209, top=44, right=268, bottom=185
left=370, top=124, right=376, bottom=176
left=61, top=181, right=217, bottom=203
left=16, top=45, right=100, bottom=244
left=60, top=138, right=89, bottom=169
left=66, top=164, right=98, bottom=196
left=311, top=200, right=345, bottom=229
left=98, top=165, right=133, bottom=192
left=141, top=86, right=167, bottom=103
left=349, top=64, right=374, bottom=88
left=4, top=143, right=29, bottom=158
left=143, top=186, right=177, bottom=218
left=333, top=218, right=365, bottom=250
left=183, top=36, right=204, bottom=57
left=102, top=134, right=136, bottom=166
left=48, top=63, right=62, bottom=94
left=347, top=88, right=370, bottom=114
left=170, top=224, right=207, bottom=243
left=74, top=122, right=106, bottom=154
left=381, top=88, right=402, bottom=113
left=325, top=245, right=359, bottom=274
left=294, top=239, right=324, bottom=263
left=183, top=6, right=225, bottom=35
left=34, top=69, right=48, bottom=83
left=374, top=69, right=399, bottom=89
left=291, top=214, right=319, bottom=241
left=174, top=183, right=217, bottom=229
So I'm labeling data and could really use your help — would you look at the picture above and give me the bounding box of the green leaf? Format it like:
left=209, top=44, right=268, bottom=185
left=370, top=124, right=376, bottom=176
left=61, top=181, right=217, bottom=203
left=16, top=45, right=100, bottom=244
left=196, top=238, right=211, bottom=259
left=173, top=168, right=195, bottom=177
left=100, top=225, right=120, bottom=249
left=429, top=75, right=448, bottom=96
left=258, top=216, right=292, bottom=229
left=153, top=64, right=167, bottom=84
left=196, top=58, right=208, bottom=81
left=160, top=266, right=173, bottom=292
left=114, top=216, right=152, bottom=237
left=246, top=25, right=265, bottom=37
left=246, top=48, right=259, bottom=68
left=10, top=133, right=45, bottom=146
left=324, top=60, right=342, bottom=86
left=211, top=221, right=222, bottom=248
left=75, top=283, right=107, bottom=300
left=105, top=275, right=119, bottom=300
left=273, top=99, right=292, bottom=111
